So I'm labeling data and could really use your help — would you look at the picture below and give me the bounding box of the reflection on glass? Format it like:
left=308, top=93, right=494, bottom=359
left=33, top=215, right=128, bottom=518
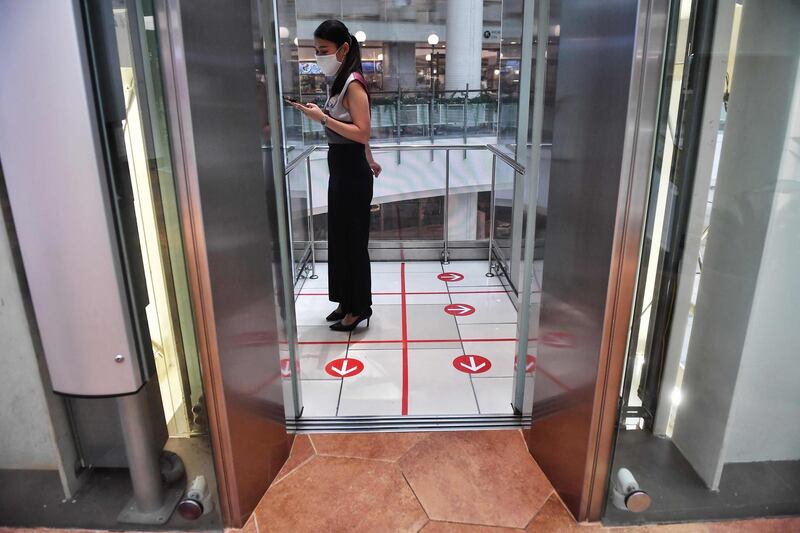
left=284, top=0, right=502, bottom=146
left=275, top=1, right=531, bottom=420
left=111, top=0, right=205, bottom=439
left=73, top=0, right=221, bottom=527
left=608, top=0, right=800, bottom=525
left=492, top=163, right=516, bottom=268
left=287, top=163, right=311, bottom=278
left=308, top=150, right=449, bottom=242
left=498, top=0, right=524, bottom=145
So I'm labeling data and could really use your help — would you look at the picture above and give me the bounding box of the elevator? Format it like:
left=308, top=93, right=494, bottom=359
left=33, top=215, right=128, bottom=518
left=1, top=0, right=668, bottom=529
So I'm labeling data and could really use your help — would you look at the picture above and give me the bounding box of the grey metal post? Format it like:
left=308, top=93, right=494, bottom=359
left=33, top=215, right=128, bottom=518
left=513, top=0, right=549, bottom=413
left=486, top=153, right=497, bottom=277
left=117, top=393, right=163, bottom=511
left=116, top=389, right=182, bottom=524
left=306, top=155, right=318, bottom=279
left=396, top=87, right=401, bottom=164
left=463, top=83, right=469, bottom=159
left=442, top=149, right=450, bottom=264
left=430, top=54, right=435, bottom=162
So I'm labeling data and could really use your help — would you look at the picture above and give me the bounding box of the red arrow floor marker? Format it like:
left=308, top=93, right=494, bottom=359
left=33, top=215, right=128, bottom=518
left=453, top=354, right=492, bottom=374
left=541, top=331, right=574, bottom=348
left=279, top=358, right=300, bottom=378
left=514, top=354, right=537, bottom=374
left=325, top=357, right=364, bottom=378
left=438, top=272, right=464, bottom=282
left=444, top=303, right=476, bottom=316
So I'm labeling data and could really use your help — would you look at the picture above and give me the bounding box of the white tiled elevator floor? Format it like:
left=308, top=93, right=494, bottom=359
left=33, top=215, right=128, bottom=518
left=293, top=261, right=523, bottom=417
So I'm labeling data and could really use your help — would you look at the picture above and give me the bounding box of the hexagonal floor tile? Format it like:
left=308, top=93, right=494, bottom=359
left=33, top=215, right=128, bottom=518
left=273, top=434, right=315, bottom=483
left=525, top=494, right=589, bottom=532
left=399, top=430, right=553, bottom=529
left=256, top=456, right=427, bottom=533
left=421, top=521, right=524, bottom=532
left=310, top=432, right=429, bottom=462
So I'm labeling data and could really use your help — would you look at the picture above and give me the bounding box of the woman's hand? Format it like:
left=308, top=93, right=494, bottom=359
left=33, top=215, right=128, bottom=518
left=291, top=101, right=325, bottom=123
left=368, top=160, right=382, bottom=178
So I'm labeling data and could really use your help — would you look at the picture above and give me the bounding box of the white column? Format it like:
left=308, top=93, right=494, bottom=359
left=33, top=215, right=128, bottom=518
left=383, top=42, right=417, bottom=91
left=671, top=0, right=800, bottom=489
left=448, top=192, right=478, bottom=241
left=445, top=0, right=484, bottom=92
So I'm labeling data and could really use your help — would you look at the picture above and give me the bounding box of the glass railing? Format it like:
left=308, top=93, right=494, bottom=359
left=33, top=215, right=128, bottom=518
left=282, top=90, right=512, bottom=144
left=283, top=143, right=524, bottom=284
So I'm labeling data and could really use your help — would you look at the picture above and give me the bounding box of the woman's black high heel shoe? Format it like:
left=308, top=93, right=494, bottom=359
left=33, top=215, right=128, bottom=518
left=329, top=308, right=373, bottom=332
left=326, top=308, right=345, bottom=321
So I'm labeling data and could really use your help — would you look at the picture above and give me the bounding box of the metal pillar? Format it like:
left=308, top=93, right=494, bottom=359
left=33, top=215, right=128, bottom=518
left=117, top=389, right=183, bottom=524
left=463, top=83, right=469, bottom=159
left=306, top=155, right=318, bottom=279
left=512, top=0, right=549, bottom=413
left=442, top=149, right=451, bottom=263
left=486, top=153, right=497, bottom=277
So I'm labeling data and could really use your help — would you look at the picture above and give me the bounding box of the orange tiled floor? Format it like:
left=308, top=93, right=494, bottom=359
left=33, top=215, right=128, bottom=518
left=238, top=430, right=800, bottom=533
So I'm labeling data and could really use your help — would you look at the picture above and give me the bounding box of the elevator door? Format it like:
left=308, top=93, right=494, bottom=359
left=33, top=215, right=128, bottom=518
left=154, top=0, right=658, bottom=525
left=266, top=0, right=550, bottom=427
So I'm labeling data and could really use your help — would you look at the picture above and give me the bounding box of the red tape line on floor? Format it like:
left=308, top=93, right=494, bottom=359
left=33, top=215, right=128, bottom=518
left=297, top=289, right=521, bottom=296
left=401, top=262, right=409, bottom=415
left=296, top=337, right=522, bottom=345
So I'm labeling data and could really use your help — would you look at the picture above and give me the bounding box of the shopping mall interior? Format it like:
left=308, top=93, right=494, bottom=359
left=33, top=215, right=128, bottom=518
left=0, top=0, right=798, bottom=530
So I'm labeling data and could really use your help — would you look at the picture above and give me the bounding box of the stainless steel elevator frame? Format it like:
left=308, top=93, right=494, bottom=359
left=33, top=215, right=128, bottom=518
left=524, top=0, right=669, bottom=522
left=151, top=0, right=665, bottom=525
left=154, top=0, right=294, bottom=525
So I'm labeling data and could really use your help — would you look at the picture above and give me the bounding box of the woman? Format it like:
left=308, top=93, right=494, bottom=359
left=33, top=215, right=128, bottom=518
left=289, top=19, right=381, bottom=331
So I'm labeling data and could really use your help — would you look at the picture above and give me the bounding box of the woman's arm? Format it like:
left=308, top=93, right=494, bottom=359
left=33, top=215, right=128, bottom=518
left=290, top=82, right=371, bottom=145
left=364, top=142, right=382, bottom=177
left=344, top=85, right=381, bottom=176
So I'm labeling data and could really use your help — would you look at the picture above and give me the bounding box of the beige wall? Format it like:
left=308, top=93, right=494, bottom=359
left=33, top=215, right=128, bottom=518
left=0, top=206, right=58, bottom=469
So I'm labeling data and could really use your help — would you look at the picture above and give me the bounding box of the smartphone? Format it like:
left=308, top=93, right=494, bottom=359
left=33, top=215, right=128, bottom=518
left=283, top=96, right=303, bottom=105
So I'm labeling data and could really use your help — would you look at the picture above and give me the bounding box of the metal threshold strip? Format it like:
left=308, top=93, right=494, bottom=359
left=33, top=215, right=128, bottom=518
left=287, top=414, right=532, bottom=433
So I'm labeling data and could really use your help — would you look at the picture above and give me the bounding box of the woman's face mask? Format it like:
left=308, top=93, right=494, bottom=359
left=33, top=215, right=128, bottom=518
left=315, top=44, right=344, bottom=77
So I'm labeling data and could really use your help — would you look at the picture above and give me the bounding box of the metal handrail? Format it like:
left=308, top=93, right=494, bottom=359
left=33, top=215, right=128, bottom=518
left=283, top=142, right=527, bottom=279
left=486, top=144, right=525, bottom=174
left=285, top=145, right=317, bottom=174
left=283, top=88, right=498, bottom=98
left=319, top=143, right=490, bottom=152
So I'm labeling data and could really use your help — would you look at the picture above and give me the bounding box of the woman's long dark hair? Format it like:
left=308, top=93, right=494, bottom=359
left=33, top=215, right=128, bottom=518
left=314, top=19, right=362, bottom=97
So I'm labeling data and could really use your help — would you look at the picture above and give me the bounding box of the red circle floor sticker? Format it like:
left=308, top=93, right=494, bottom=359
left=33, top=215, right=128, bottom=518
left=453, top=354, right=492, bottom=374
left=438, top=272, right=464, bottom=282
left=514, top=354, right=537, bottom=374
left=279, top=358, right=300, bottom=378
left=325, top=357, right=364, bottom=378
left=541, top=331, right=574, bottom=348
left=444, top=303, right=476, bottom=316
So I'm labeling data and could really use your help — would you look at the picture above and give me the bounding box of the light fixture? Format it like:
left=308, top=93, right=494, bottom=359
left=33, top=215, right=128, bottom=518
left=377, top=53, right=384, bottom=61
left=293, top=37, right=298, bottom=46
left=355, top=30, right=367, bottom=43
left=425, top=53, right=432, bottom=61
left=427, top=33, right=439, bottom=46
left=500, top=52, right=504, bottom=58
left=494, top=69, right=500, bottom=75
left=433, top=69, right=437, bottom=74
left=515, top=69, right=520, bottom=74
left=510, top=40, right=517, bottom=44
left=671, top=387, right=683, bottom=406
left=279, top=26, right=289, bottom=39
